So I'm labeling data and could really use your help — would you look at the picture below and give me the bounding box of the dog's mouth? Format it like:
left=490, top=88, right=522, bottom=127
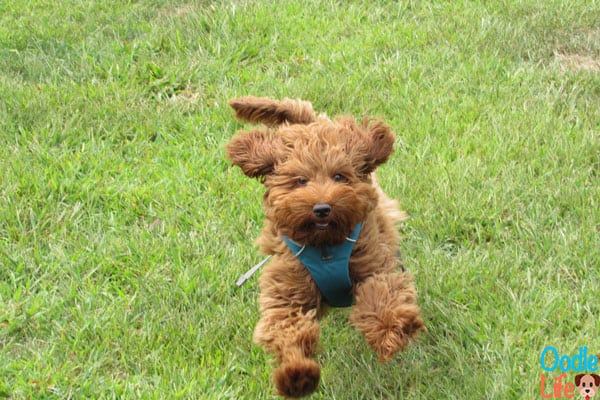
left=298, top=219, right=339, bottom=235
left=285, top=218, right=350, bottom=246
left=314, top=221, right=330, bottom=230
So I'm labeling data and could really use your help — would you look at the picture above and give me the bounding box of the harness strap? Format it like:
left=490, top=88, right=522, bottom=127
left=282, top=223, right=362, bottom=307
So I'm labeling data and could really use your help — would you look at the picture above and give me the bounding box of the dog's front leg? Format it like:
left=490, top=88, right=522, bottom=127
left=349, top=271, right=425, bottom=361
left=253, top=260, right=322, bottom=398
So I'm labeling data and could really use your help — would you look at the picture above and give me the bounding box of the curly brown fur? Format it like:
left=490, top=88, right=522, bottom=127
left=229, top=96, right=316, bottom=126
left=226, top=97, right=425, bottom=398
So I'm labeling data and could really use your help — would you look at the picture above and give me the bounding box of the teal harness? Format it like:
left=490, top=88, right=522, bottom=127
left=282, top=223, right=362, bottom=307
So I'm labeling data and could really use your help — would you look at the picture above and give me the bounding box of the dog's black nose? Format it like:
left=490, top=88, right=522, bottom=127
left=313, top=204, right=331, bottom=218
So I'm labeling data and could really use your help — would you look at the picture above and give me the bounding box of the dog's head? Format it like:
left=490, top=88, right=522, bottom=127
left=226, top=97, right=396, bottom=246
left=575, top=374, right=600, bottom=398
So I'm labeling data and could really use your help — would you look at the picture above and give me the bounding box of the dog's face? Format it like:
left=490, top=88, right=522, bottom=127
left=576, top=374, right=600, bottom=398
left=227, top=117, right=395, bottom=246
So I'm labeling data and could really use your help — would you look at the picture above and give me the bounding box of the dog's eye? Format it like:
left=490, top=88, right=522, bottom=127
left=297, top=177, right=308, bottom=186
left=333, top=173, right=347, bottom=183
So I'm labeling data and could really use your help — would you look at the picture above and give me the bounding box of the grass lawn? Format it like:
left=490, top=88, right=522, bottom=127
left=1, top=0, right=599, bottom=398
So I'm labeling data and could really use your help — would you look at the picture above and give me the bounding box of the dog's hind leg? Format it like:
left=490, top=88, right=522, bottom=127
left=229, top=96, right=316, bottom=126
left=349, top=271, right=425, bottom=362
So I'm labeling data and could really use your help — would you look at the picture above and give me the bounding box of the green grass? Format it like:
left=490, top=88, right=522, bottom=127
left=1, top=0, right=599, bottom=398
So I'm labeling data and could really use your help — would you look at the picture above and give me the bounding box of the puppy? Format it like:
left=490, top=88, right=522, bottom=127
left=575, top=374, right=600, bottom=399
left=227, top=96, right=425, bottom=398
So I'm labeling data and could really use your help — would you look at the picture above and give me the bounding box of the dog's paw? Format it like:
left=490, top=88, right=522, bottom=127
left=352, top=304, right=425, bottom=362
left=350, top=272, right=426, bottom=361
left=374, top=306, right=425, bottom=362
left=273, top=358, right=320, bottom=398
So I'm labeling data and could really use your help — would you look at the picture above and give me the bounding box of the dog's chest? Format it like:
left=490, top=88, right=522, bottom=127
left=282, top=223, right=362, bottom=307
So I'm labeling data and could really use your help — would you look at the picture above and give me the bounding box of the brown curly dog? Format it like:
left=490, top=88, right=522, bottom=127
left=226, top=96, right=425, bottom=398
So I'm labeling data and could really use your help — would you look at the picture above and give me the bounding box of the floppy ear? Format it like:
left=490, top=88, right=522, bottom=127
left=574, top=374, right=584, bottom=387
left=229, top=96, right=316, bottom=126
left=226, top=129, right=282, bottom=179
left=343, top=118, right=396, bottom=174
left=593, top=374, right=600, bottom=386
